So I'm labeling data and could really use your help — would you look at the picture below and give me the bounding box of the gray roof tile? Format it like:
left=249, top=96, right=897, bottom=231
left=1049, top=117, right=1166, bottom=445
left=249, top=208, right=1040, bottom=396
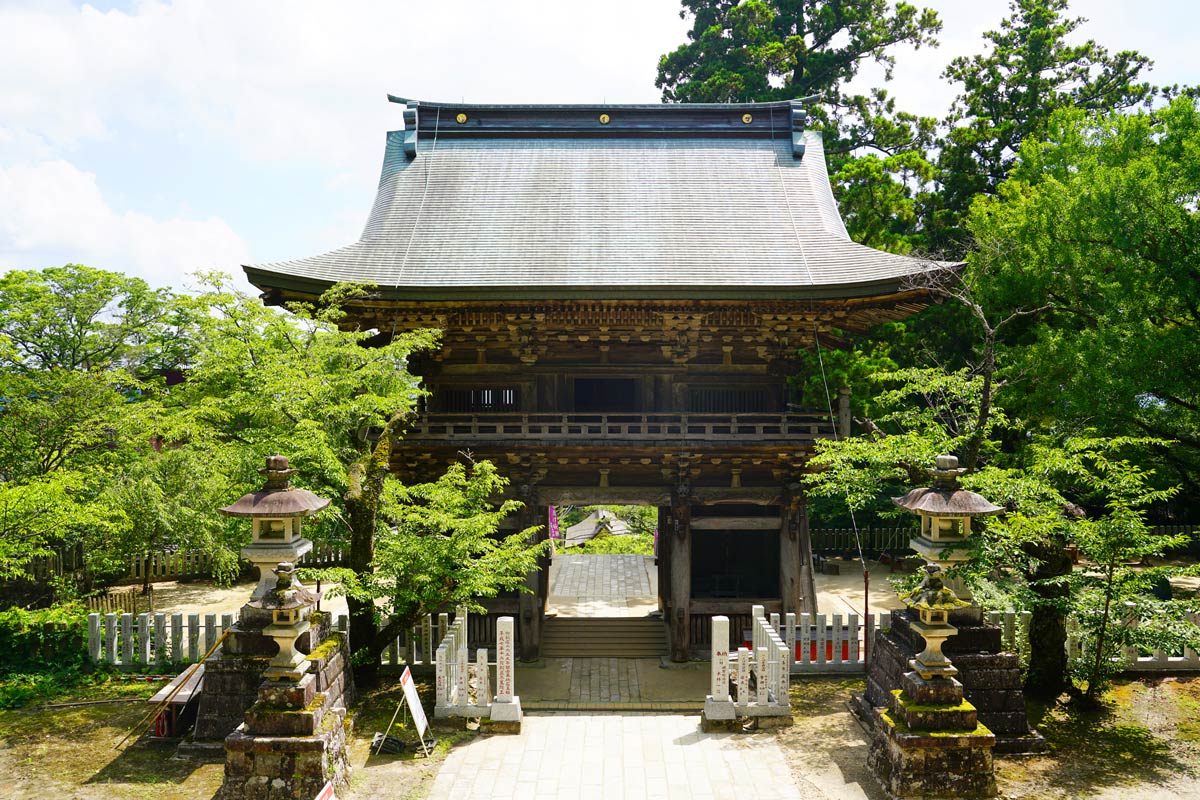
left=247, top=127, right=934, bottom=298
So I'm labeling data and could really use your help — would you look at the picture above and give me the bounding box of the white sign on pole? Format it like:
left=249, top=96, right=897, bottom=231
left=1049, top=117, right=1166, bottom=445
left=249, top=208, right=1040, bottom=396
left=400, top=666, right=428, bottom=740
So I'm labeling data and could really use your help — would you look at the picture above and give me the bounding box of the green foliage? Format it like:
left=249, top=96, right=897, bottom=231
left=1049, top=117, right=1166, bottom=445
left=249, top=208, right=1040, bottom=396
left=561, top=533, right=655, bottom=556
left=969, top=98, right=1200, bottom=497
left=102, top=447, right=241, bottom=587
left=321, top=457, right=544, bottom=660
left=805, top=366, right=1002, bottom=514
left=0, top=605, right=89, bottom=677
left=934, top=0, right=1159, bottom=247
left=657, top=0, right=940, bottom=147
left=0, top=264, right=183, bottom=373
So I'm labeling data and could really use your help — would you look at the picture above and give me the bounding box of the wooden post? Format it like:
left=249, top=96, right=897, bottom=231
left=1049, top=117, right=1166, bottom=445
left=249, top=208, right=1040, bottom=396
left=797, top=491, right=818, bottom=615
left=516, top=486, right=543, bottom=661
left=669, top=490, right=692, bottom=662
left=837, top=386, right=851, bottom=439
left=657, top=505, right=670, bottom=615
left=779, top=495, right=801, bottom=617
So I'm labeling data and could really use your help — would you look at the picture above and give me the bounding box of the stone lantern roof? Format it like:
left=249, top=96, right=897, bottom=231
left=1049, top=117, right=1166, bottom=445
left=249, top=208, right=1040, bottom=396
left=220, top=455, right=331, bottom=518
left=892, top=455, right=1004, bottom=518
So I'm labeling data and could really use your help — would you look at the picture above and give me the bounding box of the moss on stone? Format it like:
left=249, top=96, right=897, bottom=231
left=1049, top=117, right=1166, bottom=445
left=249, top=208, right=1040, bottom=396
left=880, top=708, right=993, bottom=738
left=306, top=634, right=344, bottom=662
left=892, top=688, right=977, bottom=713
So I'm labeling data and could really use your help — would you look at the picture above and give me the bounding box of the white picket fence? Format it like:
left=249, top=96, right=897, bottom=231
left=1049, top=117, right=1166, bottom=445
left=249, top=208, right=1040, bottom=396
left=1065, top=603, right=1200, bottom=673
left=772, top=610, right=891, bottom=673
left=433, top=608, right=517, bottom=720
left=88, top=611, right=239, bottom=667
left=88, top=610, right=443, bottom=669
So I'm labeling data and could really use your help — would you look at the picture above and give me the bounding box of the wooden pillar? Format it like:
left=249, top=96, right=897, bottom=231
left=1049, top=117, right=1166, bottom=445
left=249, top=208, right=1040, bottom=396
left=516, top=486, right=543, bottom=661
left=657, top=505, right=670, bottom=613
left=798, top=489, right=818, bottom=614
left=838, top=386, right=852, bottom=439
left=669, top=490, right=692, bottom=662
left=779, top=499, right=801, bottom=616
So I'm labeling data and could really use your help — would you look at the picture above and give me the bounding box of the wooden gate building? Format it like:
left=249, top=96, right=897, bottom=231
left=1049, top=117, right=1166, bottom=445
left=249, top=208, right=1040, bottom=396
left=245, top=98, right=936, bottom=660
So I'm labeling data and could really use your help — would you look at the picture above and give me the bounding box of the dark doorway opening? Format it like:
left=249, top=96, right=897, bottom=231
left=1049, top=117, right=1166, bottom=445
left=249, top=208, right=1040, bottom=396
left=573, top=378, right=637, bottom=412
left=691, top=529, right=780, bottom=598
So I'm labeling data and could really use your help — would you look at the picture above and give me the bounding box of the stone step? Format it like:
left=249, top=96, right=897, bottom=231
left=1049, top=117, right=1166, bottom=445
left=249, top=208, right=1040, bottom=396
left=541, top=617, right=667, bottom=657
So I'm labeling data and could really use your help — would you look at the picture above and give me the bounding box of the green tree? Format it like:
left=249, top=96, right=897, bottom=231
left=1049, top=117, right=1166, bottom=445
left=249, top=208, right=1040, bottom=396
left=172, top=275, right=441, bottom=668
left=104, top=447, right=240, bottom=594
left=1041, top=439, right=1185, bottom=702
left=934, top=0, right=1158, bottom=248
left=322, top=457, right=546, bottom=671
left=969, top=98, right=1200, bottom=497
left=657, top=0, right=940, bottom=148
left=0, top=264, right=182, bottom=373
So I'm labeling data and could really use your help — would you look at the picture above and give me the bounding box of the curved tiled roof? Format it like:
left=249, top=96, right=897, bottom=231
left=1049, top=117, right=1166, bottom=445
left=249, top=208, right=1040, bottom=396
left=245, top=100, right=940, bottom=300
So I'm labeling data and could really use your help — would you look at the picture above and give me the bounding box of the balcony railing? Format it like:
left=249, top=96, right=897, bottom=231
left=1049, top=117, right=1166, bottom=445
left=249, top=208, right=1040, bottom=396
left=405, top=412, right=835, bottom=443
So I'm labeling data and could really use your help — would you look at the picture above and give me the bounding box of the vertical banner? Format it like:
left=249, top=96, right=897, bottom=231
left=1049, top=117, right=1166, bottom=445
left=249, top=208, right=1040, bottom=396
left=548, top=506, right=560, bottom=540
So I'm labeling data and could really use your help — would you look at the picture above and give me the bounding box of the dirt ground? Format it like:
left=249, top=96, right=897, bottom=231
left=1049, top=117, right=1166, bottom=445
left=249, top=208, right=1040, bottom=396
left=777, top=676, right=1200, bottom=800
left=5, top=674, right=1200, bottom=799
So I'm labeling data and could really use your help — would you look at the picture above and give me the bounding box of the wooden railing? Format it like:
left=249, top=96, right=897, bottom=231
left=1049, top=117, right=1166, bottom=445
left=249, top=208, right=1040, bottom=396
left=406, top=412, right=835, bottom=442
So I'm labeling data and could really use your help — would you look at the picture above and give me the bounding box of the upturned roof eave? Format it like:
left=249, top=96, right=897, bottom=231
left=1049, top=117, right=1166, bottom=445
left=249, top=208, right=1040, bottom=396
left=244, top=265, right=957, bottom=304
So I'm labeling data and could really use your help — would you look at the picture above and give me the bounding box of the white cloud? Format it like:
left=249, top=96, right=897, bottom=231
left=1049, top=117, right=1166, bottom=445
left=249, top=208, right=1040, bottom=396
left=0, top=159, right=250, bottom=290
left=0, top=1, right=690, bottom=167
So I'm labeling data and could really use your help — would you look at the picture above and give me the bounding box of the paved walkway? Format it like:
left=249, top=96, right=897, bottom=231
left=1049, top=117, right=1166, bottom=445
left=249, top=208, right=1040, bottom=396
left=427, top=714, right=803, bottom=800
left=547, top=554, right=658, bottom=617
left=568, top=657, right=642, bottom=703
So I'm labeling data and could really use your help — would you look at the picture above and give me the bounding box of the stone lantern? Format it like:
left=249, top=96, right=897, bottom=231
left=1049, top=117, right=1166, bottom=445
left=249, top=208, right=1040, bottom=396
left=220, top=455, right=330, bottom=602
left=899, top=564, right=972, bottom=680
left=250, top=562, right=319, bottom=682
left=893, top=454, right=1003, bottom=615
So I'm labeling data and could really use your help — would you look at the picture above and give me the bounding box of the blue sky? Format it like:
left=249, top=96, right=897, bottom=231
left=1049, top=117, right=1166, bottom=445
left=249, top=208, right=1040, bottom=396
left=1, top=0, right=1196, bottom=294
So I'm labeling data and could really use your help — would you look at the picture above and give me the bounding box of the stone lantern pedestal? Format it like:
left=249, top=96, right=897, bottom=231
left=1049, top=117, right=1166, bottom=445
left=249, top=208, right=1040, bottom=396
left=220, top=562, right=353, bottom=800
left=186, top=456, right=340, bottom=753
left=868, top=564, right=996, bottom=798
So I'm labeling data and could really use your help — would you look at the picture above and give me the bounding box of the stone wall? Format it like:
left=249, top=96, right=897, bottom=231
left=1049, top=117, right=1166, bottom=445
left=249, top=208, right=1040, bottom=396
left=864, top=610, right=1034, bottom=747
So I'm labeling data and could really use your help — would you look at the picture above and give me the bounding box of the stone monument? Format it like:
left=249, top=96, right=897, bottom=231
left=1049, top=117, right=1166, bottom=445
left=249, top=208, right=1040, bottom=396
left=858, top=455, right=1041, bottom=752
left=869, top=563, right=997, bottom=798
left=219, top=561, right=353, bottom=799
left=187, top=456, right=338, bottom=751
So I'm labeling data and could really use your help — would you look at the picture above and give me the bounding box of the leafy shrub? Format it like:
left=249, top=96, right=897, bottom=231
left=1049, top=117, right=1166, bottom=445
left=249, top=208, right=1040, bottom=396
left=0, top=604, right=89, bottom=676
left=561, top=532, right=654, bottom=556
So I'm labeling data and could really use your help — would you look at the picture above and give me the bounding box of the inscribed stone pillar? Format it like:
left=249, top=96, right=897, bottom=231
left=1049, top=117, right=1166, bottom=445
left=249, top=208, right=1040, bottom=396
left=669, top=491, right=692, bottom=662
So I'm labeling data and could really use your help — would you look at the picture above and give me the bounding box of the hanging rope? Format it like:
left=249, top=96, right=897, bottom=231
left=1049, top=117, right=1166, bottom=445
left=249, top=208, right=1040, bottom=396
left=397, top=107, right=442, bottom=287
left=812, top=319, right=871, bottom=639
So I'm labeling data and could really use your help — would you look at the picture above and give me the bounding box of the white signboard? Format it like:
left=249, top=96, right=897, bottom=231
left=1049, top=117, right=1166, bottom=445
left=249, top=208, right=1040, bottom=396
left=401, top=666, right=429, bottom=740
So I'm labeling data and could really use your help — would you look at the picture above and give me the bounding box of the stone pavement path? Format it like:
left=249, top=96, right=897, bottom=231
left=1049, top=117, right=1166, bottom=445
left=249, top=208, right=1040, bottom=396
left=568, top=657, right=641, bottom=703
left=547, top=553, right=659, bottom=617
left=427, top=714, right=804, bottom=800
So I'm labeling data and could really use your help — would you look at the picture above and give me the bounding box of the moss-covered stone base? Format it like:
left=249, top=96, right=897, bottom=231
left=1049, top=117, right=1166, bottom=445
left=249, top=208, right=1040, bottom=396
left=868, top=672, right=997, bottom=799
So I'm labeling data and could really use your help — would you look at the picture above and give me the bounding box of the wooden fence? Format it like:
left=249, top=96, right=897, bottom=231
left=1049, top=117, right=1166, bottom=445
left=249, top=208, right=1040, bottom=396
left=85, top=585, right=154, bottom=615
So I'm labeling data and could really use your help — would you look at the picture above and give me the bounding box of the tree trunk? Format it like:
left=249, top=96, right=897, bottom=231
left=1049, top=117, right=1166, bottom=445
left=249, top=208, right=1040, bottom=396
left=1022, top=537, right=1073, bottom=699
left=344, top=434, right=391, bottom=685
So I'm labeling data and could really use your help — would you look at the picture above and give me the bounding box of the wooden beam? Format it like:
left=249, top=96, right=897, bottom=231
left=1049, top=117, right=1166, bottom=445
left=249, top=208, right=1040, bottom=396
left=691, top=516, right=782, bottom=530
